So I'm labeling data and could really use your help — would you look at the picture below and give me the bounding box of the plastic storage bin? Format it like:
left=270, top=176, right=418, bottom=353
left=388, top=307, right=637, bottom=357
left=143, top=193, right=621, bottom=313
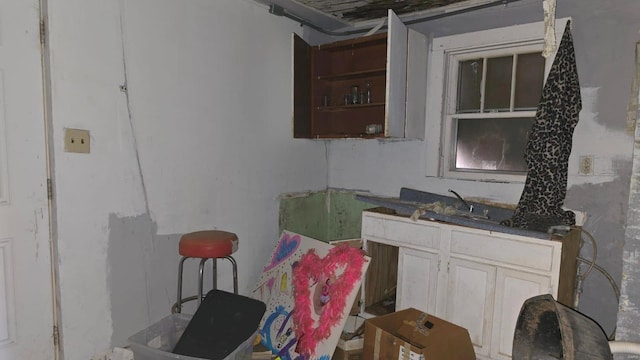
left=128, top=313, right=256, bottom=360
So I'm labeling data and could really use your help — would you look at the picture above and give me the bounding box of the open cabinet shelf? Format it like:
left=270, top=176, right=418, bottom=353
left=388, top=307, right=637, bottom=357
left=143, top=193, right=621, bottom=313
left=316, top=102, right=385, bottom=112
left=316, top=68, right=386, bottom=82
left=293, top=10, right=426, bottom=139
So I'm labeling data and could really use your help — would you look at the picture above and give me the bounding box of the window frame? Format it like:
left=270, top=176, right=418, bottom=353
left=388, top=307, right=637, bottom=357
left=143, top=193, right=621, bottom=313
left=425, top=18, right=571, bottom=183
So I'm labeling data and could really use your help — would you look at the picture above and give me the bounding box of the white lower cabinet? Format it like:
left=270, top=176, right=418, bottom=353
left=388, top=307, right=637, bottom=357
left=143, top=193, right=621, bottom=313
left=396, top=247, right=439, bottom=315
left=446, top=257, right=497, bottom=358
left=491, top=268, right=552, bottom=359
left=361, top=210, right=578, bottom=360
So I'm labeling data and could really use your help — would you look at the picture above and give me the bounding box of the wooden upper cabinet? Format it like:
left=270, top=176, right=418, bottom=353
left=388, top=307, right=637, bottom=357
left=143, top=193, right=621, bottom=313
left=292, top=10, right=426, bottom=139
left=293, top=34, right=312, bottom=138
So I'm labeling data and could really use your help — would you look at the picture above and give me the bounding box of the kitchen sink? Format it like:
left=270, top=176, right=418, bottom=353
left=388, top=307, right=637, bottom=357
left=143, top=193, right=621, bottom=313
left=356, top=187, right=548, bottom=239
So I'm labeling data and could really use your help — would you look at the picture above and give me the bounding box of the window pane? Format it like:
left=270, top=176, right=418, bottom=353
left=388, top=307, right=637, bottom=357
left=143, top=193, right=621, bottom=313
left=514, top=52, right=545, bottom=110
left=457, top=59, right=483, bottom=113
left=484, top=56, right=513, bottom=112
left=454, top=117, right=534, bottom=172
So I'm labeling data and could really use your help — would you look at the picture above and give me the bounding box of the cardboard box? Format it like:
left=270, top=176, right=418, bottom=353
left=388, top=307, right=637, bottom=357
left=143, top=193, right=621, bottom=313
left=362, top=308, right=475, bottom=360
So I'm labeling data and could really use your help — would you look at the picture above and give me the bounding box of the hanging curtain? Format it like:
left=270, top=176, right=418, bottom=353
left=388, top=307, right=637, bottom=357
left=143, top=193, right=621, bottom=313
left=502, top=21, right=581, bottom=232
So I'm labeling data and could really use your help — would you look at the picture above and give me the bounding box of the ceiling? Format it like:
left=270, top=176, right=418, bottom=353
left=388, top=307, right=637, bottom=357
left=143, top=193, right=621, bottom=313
left=288, top=0, right=471, bottom=22
left=252, top=0, right=508, bottom=32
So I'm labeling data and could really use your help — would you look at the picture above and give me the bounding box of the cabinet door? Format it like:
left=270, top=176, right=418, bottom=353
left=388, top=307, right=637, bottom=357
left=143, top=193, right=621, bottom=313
left=445, top=257, right=496, bottom=358
left=490, top=268, right=552, bottom=360
left=405, top=29, right=428, bottom=139
left=384, top=9, right=408, bottom=137
left=292, top=34, right=311, bottom=138
left=396, top=248, right=439, bottom=315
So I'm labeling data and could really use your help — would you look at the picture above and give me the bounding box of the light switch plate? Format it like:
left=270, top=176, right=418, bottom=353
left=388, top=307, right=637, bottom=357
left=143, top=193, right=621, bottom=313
left=579, top=155, right=593, bottom=175
left=64, top=128, right=90, bottom=153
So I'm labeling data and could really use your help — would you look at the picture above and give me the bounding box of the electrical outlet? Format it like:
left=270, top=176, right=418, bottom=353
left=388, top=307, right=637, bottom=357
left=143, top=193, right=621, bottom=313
left=64, top=128, right=90, bottom=153
left=579, top=155, right=593, bottom=175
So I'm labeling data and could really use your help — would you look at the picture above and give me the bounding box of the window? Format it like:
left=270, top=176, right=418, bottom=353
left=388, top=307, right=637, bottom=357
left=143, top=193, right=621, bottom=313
left=425, top=18, right=570, bottom=182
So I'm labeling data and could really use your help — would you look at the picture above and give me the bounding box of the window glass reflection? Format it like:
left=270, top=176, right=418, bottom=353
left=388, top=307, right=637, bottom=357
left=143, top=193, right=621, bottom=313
left=484, top=56, right=513, bottom=112
left=457, top=59, right=483, bottom=113
left=455, top=117, right=534, bottom=172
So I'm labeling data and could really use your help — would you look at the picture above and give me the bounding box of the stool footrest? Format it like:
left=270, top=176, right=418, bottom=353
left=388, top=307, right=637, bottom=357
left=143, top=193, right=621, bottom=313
left=174, top=255, right=238, bottom=314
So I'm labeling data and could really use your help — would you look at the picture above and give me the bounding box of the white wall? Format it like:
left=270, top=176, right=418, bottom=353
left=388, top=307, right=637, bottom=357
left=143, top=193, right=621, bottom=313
left=47, top=0, right=327, bottom=358
left=327, top=0, right=640, bottom=337
left=45, top=0, right=640, bottom=356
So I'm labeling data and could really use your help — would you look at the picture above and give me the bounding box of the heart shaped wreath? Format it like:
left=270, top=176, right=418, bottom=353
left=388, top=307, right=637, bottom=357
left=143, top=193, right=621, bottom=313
left=292, top=245, right=366, bottom=357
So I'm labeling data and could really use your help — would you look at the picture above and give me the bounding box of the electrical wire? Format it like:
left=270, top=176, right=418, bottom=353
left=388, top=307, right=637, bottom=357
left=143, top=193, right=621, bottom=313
left=576, top=257, right=620, bottom=341
left=574, top=226, right=597, bottom=280
left=571, top=226, right=619, bottom=340
left=576, top=257, right=620, bottom=303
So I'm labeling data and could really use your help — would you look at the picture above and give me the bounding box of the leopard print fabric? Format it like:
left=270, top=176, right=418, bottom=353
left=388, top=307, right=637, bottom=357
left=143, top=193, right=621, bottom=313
left=501, top=22, right=581, bottom=232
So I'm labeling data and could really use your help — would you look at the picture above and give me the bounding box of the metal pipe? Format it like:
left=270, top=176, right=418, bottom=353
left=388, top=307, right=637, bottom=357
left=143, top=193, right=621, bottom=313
left=448, top=189, right=473, bottom=213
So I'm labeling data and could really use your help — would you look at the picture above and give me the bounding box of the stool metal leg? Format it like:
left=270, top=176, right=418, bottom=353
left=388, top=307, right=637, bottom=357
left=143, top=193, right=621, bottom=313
left=176, top=256, right=189, bottom=314
left=225, top=255, right=238, bottom=294
left=173, top=254, right=238, bottom=314
left=198, top=258, right=208, bottom=305
left=212, top=258, right=217, bottom=291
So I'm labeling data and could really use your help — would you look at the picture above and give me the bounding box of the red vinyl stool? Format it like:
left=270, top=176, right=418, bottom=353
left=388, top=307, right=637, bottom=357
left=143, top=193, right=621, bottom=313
left=172, top=230, right=239, bottom=313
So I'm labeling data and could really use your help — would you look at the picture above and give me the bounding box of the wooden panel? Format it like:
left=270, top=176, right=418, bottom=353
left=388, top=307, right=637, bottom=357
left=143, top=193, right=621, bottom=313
left=322, top=38, right=387, bottom=75
left=363, top=241, right=398, bottom=311
left=0, top=238, right=15, bottom=346
left=553, top=228, right=580, bottom=307
left=362, top=214, right=441, bottom=251
left=317, top=73, right=385, bottom=106
left=313, top=105, right=384, bottom=138
left=450, top=229, right=557, bottom=272
left=317, top=32, right=386, bottom=51
left=312, top=33, right=388, bottom=138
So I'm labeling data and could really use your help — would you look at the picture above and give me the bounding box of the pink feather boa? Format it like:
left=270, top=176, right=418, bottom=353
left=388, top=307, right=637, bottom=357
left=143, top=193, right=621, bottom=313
left=292, top=244, right=366, bottom=357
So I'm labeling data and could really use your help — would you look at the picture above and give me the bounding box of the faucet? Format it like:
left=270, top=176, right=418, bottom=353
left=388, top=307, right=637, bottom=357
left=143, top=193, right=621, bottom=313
left=448, top=189, right=473, bottom=213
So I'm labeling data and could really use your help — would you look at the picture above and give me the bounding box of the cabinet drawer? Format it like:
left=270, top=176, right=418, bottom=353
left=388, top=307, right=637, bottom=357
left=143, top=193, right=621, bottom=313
left=362, top=215, right=441, bottom=250
left=450, top=230, right=558, bottom=272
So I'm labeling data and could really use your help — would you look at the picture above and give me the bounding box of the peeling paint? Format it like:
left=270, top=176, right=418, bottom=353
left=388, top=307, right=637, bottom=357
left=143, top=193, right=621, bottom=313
left=617, top=67, right=640, bottom=341
left=624, top=249, right=640, bottom=262
left=277, top=189, right=321, bottom=199
left=548, top=173, right=627, bottom=337
left=107, top=213, right=180, bottom=347
left=278, top=189, right=373, bottom=242
left=570, top=87, right=633, bottom=185
left=296, top=0, right=472, bottom=21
